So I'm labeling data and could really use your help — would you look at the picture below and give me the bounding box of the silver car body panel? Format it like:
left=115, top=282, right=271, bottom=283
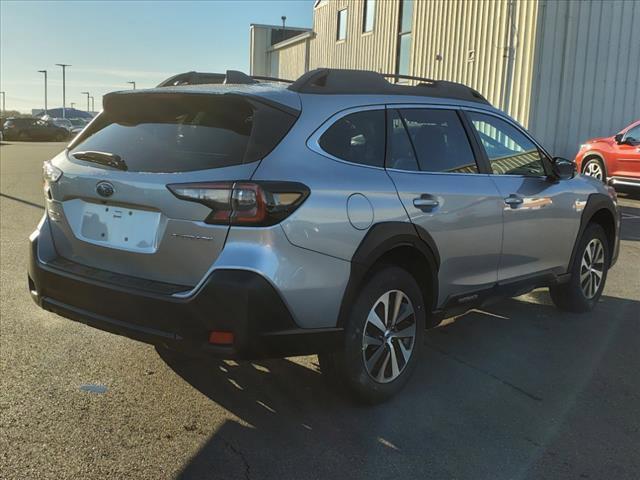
left=258, top=103, right=409, bottom=262
left=47, top=150, right=259, bottom=286
left=489, top=174, right=590, bottom=280
left=199, top=225, right=351, bottom=329
left=388, top=169, right=504, bottom=304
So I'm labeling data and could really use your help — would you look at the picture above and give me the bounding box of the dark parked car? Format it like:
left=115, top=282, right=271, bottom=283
left=2, top=117, right=70, bottom=141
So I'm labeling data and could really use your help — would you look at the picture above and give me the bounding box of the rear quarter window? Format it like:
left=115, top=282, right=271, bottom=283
left=69, top=94, right=298, bottom=173
left=318, top=109, right=385, bottom=167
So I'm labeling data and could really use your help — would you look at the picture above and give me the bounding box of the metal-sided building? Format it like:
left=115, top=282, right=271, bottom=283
left=250, top=0, right=639, bottom=159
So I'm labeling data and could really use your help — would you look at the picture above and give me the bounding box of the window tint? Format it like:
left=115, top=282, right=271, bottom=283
left=319, top=110, right=385, bottom=167
left=398, top=109, right=478, bottom=173
left=387, top=110, right=419, bottom=171
left=363, top=0, right=375, bottom=32
left=70, top=94, right=298, bottom=173
left=337, top=9, right=347, bottom=41
left=468, top=112, right=546, bottom=176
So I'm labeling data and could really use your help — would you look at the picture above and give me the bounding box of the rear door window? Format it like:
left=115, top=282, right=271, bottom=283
left=387, top=109, right=419, bottom=171
left=69, top=94, right=298, bottom=173
left=318, top=109, right=385, bottom=167
left=398, top=108, right=479, bottom=174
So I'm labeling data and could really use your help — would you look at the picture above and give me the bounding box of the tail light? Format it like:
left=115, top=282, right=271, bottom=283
left=167, top=181, right=310, bottom=226
left=43, top=161, right=63, bottom=183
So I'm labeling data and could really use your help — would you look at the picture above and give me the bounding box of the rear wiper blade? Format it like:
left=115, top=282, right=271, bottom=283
left=72, top=151, right=128, bottom=171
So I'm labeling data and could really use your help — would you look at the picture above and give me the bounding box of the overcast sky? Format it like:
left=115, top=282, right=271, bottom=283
left=0, top=0, right=313, bottom=113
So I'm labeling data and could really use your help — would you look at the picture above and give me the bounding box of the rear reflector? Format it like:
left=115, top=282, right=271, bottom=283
left=208, top=331, right=234, bottom=345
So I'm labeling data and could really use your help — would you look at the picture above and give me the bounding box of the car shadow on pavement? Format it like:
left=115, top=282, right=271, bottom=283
left=159, top=291, right=640, bottom=480
left=619, top=202, right=640, bottom=242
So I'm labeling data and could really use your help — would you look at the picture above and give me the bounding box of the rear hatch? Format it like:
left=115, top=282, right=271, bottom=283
left=46, top=90, right=298, bottom=288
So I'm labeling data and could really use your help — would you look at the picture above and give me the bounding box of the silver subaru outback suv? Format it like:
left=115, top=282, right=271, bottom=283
left=29, top=69, right=620, bottom=403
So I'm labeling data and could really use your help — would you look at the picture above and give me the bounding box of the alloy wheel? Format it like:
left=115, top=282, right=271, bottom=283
left=580, top=238, right=605, bottom=299
left=362, top=290, right=416, bottom=383
left=584, top=161, right=604, bottom=180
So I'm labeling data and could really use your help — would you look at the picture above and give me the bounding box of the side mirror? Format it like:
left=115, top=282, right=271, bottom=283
left=551, top=157, right=576, bottom=180
left=614, top=133, right=624, bottom=144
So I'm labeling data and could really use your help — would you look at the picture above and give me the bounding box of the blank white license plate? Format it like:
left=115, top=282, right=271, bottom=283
left=79, top=203, right=161, bottom=253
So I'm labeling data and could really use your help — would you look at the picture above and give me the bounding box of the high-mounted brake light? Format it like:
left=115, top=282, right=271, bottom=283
left=167, top=181, right=309, bottom=226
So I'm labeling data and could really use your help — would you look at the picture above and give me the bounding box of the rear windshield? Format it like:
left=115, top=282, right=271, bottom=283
left=69, top=93, right=298, bottom=173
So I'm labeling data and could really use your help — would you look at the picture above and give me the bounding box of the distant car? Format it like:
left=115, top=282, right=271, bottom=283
left=68, top=118, right=88, bottom=137
left=2, top=118, right=70, bottom=141
left=51, top=118, right=73, bottom=131
left=69, top=118, right=88, bottom=127
left=575, top=120, right=640, bottom=189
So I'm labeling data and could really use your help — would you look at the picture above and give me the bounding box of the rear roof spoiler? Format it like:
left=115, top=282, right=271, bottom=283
left=157, top=70, right=294, bottom=87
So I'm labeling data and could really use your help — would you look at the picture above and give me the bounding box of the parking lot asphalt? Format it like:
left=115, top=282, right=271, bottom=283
left=1, top=141, right=639, bottom=480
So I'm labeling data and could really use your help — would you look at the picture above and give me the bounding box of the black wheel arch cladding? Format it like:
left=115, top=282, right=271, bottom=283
left=337, top=222, right=440, bottom=327
left=568, top=193, right=618, bottom=270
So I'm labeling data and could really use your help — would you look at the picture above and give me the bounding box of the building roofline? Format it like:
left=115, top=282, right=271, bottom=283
left=249, top=23, right=312, bottom=32
left=269, top=31, right=316, bottom=51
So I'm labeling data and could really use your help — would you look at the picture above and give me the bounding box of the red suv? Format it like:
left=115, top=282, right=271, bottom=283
left=575, top=120, right=640, bottom=188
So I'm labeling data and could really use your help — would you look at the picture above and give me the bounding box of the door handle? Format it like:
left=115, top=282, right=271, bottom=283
left=413, top=197, right=439, bottom=210
left=504, top=194, right=523, bottom=208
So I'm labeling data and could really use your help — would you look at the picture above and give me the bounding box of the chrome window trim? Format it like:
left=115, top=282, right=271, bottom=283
left=306, top=104, right=388, bottom=171
left=385, top=168, right=491, bottom=177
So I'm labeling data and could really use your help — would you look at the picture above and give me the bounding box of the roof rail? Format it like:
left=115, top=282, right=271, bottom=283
left=380, top=73, right=437, bottom=84
left=157, top=71, right=294, bottom=87
left=251, top=75, right=294, bottom=84
left=287, top=68, right=489, bottom=104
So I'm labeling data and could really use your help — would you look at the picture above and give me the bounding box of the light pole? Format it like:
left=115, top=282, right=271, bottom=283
left=127, top=81, right=136, bottom=89
left=281, top=15, right=287, bottom=42
left=89, top=95, right=95, bottom=114
left=55, top=64, right=71, bottom=118
left=0, top=91, right=5, bottom=115
left=38, top=70, right=48, bottom=115
left=81, top=91, right=90, bottom=112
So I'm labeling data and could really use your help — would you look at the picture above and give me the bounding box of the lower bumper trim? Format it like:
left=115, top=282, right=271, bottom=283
left=29, top=232, right=343, bottom=359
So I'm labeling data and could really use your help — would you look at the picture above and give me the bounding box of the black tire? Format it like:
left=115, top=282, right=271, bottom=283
left=54, top=132, right=65, bottom=142
left=549, top=223, right=609, bottom=313
left=318, top=266, right=426, bottom=404
left=582, top=157, right=606, bottom=183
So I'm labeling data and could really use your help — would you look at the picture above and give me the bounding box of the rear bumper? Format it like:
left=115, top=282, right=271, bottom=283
left=28, top=228, right=342, bottom=360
